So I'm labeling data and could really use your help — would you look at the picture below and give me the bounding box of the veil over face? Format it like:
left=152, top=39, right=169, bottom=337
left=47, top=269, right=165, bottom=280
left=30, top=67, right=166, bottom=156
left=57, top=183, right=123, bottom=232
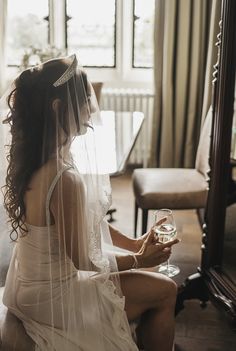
left=0, top=55, right=138, bottom=350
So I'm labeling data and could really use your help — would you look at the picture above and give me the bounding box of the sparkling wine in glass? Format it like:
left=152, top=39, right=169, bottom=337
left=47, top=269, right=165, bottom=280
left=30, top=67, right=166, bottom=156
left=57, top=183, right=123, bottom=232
left=154, top=209, right=180, bottom=277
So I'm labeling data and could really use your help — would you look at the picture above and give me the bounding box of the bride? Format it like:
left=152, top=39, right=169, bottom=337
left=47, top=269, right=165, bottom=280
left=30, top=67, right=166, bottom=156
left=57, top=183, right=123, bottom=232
left=1, top=54, right=179, bottom=351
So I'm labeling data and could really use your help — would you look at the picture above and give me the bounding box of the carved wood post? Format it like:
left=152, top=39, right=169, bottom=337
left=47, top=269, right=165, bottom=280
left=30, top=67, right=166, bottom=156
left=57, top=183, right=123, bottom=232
left=202, top=0, right=236, bottom=269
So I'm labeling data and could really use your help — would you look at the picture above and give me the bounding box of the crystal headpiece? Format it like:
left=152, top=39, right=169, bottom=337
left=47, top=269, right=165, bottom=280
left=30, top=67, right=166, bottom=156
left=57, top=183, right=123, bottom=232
left=53, top=54, right=77, bottom=87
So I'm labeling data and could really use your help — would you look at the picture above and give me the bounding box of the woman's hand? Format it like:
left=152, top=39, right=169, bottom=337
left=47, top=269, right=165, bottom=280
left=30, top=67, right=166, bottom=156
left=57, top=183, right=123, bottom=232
left=132, top=218, right=165, bottom=252
left=134, top=219, right=180, bottom=268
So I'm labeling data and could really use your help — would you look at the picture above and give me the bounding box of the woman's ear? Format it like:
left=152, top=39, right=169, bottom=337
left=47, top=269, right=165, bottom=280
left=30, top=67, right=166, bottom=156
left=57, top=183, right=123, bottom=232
left=52, top=98, right=61, bottom=113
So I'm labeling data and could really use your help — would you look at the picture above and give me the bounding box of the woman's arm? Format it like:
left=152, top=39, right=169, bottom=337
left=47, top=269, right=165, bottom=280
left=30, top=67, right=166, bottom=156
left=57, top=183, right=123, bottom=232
left=108, top=223, right=155, bottom=253
left=108, top=223, right=136, bottom=252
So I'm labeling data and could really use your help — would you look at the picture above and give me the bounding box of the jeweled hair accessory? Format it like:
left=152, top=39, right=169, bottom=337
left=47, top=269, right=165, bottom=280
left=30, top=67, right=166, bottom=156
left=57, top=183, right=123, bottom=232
left=53, top=54, right=77, bottom=87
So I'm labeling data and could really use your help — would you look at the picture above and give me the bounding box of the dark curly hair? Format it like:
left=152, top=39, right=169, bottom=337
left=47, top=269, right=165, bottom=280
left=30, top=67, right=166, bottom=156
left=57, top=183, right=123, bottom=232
left=3, top=57, right=88, bottom=240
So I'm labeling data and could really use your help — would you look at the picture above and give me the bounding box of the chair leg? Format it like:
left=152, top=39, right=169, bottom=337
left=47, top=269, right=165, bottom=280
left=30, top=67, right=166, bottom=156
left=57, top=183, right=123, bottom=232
left=134, top=201, right=138, bottom=238
left=196, top=208, right=204, bottom=228
left=142, top=209, right=148, bottom=234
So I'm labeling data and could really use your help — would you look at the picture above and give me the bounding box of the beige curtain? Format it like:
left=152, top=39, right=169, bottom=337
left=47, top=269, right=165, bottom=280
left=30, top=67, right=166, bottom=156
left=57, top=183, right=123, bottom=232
left=0, top=0, right=7, bottom=96
left=150, top=0, right=221, bottom=168
left=0, top=0, right=8, bottom=186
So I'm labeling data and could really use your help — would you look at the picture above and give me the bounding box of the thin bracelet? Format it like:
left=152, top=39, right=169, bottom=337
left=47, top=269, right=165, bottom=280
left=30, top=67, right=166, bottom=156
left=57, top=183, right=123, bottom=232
left=130, top=254, right=139, bottom=269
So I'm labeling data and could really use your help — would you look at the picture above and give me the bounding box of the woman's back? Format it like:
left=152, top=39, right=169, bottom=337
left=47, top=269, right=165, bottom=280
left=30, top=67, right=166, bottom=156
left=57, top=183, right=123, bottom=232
left=24, top=159, right=64, bottom=227
left=6, top=162, right=77, bottom=283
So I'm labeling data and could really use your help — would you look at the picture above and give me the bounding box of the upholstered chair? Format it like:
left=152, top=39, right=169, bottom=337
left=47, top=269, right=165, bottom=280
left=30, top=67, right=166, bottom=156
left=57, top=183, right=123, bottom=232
left=132, top=108, right=212, bottom=236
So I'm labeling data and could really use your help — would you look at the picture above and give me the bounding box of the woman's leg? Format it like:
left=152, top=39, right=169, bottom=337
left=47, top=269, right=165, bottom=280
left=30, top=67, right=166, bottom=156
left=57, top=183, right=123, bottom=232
left=119, top=270, right=177, bottom=351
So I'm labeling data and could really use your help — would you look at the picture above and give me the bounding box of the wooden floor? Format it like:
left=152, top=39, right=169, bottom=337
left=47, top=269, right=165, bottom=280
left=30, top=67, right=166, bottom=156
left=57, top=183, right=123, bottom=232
left=110, top=170, right=236, bottom=351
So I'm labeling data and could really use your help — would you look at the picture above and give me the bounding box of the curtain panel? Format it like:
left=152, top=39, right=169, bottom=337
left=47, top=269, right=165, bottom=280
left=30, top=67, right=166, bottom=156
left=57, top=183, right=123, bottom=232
left=0, top=0, right=7, bottom=96
left=150, top=0, right=221, bottom=168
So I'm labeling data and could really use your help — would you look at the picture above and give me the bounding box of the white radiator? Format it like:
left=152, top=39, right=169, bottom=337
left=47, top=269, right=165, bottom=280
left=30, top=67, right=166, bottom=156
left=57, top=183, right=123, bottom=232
left=100, top=88, right=154, bottom=166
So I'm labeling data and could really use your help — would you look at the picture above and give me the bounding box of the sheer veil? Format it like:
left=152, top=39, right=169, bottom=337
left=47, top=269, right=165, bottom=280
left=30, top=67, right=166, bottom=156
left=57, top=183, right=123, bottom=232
left=0, top=55, right=138, bottom=350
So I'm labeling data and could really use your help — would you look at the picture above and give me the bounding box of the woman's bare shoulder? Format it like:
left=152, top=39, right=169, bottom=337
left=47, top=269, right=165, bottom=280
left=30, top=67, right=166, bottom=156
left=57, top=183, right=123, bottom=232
left=51, top=167, right=86, bottom=211
left=28, top=160, right=84, bottom=195
left=61, top=167, right=84, bottom=186
left=52, top=166, right=86, bottom=200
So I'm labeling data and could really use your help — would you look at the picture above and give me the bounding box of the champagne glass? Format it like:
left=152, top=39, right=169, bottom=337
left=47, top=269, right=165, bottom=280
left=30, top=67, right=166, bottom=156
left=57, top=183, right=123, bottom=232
left=154, top=209, right=180, bottom=277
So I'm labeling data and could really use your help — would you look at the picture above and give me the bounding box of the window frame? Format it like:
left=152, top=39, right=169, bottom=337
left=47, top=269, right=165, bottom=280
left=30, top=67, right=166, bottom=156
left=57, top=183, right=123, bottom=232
left=6, top=0, right=50, bottom=68
left=132, top=0, right=154, bottom=69
left=65, top=0, right=117, bottom=69
left=5, top=0, right=154, bottom=87
left=116, top=0, right=153, bottom=86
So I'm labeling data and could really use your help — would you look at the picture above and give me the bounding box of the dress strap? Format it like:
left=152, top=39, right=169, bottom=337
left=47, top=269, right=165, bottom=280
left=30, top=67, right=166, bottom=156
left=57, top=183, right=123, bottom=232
left=45, top=165, right=73, bottom=226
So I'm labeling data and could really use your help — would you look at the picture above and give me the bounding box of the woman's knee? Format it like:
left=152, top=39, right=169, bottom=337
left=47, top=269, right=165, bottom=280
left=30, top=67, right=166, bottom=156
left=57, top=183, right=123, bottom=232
left=119, top=271, right=177, bottom=311
left=165, top=281, right=177, bottom=311
left=164, top=277, right=178, bottom=297
left=152, top=276, right=177, bottom=307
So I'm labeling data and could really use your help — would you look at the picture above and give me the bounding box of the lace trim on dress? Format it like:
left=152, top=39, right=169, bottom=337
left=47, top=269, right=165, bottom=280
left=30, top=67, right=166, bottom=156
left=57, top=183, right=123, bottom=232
left=87, top=174, right=113, bottom=272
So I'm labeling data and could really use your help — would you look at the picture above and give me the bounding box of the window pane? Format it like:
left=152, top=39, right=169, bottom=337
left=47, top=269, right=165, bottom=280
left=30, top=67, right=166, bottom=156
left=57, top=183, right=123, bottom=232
left=6, top=0, right=49, bottom=66
left=133, top=0, right=155, bottom=68
left=66, top=0, right=116, bottom=67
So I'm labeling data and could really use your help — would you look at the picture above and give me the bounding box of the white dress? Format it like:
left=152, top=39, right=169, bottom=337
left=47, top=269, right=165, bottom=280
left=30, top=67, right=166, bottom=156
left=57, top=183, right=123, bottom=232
left=3, top=167, right=138, bottom=351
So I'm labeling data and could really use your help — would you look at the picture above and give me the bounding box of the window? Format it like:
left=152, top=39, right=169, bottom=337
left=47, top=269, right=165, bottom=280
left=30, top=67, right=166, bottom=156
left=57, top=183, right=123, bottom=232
left=6, top=0, right=49, bottom=66
left=6, top=0, right=154, bottom=85
left=133, top=0, right=155, bottom=68
left=66, top=0, right=116, bottom=67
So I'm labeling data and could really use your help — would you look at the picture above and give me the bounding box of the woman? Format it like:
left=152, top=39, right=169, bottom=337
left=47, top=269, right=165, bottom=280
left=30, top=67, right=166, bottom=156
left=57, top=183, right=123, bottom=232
left=1, top=55, right=179, bottom=351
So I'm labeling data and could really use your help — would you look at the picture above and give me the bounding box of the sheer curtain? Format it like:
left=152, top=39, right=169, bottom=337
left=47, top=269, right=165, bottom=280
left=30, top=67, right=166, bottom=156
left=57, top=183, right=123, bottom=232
left=0, top=0, right=8, bottom=183
left=0, top=0, right=7, bottom=96
left=150, top=0, right=221, bottom=168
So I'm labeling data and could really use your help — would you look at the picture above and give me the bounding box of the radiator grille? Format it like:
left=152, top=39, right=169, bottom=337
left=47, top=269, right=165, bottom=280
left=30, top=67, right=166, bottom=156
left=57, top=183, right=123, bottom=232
left=101, top=88, right=154, bottom=166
